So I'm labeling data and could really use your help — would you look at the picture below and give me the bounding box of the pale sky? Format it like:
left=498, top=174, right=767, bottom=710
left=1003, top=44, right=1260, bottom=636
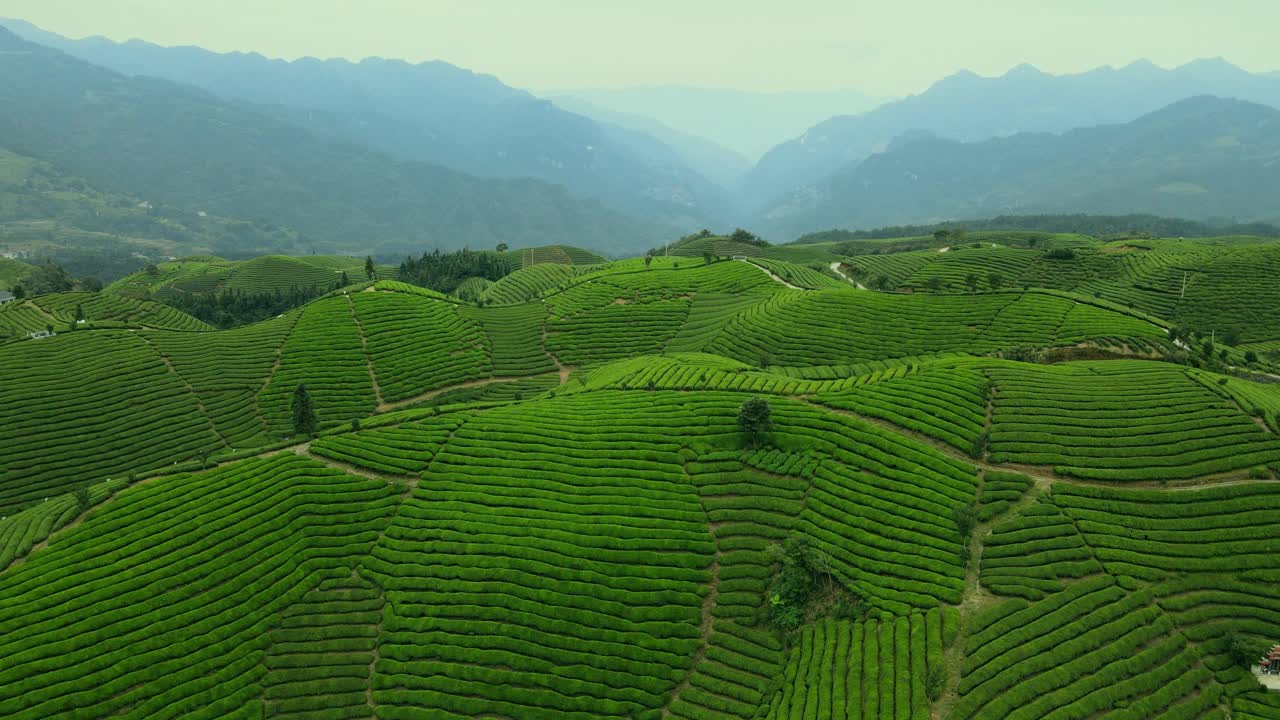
left=0, top=0, right=1276, bottom=95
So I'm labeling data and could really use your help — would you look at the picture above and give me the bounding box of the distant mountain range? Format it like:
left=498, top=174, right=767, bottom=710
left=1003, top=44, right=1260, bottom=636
left=1, top=18, right=731, bottom=231
left=547, top=86, right=887, bottom=162
left=6, top=17, right=1280, bottom=252
left=745, top=59, right=1280, bottom=214
left=548, top=96, right=752, bottom=189
left=761, top=96, right=1280, bottom=237
left=0, top=24, right=667, bottom=256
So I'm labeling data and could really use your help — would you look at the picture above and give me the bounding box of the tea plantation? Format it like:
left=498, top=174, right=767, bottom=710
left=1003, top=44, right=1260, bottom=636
left=2, top=237, right=1280, bottom=718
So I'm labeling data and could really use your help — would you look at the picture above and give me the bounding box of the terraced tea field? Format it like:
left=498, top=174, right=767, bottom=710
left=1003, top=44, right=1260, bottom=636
left=3, top=242, right=1280, bottom=719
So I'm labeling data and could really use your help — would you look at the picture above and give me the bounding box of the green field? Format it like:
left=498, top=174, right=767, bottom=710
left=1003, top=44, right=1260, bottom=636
left=3, top=238, right=1280, bottom=718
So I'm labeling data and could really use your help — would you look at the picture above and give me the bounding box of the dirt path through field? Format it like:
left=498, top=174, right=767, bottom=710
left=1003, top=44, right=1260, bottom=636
left=376, top=375, right=523, bottom=412
left=541, top=324, right=575, bottom=384
left=740, top=258, right=803, bottom=290
left=829, top=261, right=867, bottom=289
left=345, top=295, right=384, bottom=406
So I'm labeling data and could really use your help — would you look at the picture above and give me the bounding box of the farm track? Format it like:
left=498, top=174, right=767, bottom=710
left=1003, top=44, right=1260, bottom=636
left=798, top=397, right=1280, bottom=492
left=741, top=258, right=803, bottom=290
left=829, top=261, right=867, bottom=289
left=937, top=470, right=1050, bottom=717
left=137, top=334, right=231, bottom=450
left=376, top=375, right=524, bottom=412
left=541, top=323, right=574, bottom=384
left=346, top=294, right=385, bottom=407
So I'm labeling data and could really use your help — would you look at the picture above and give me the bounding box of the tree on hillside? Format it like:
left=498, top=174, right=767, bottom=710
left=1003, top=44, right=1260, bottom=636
left=74, top=304, right=85, bottom=323
left=644, top=253, right=653, bottom=268
left=25, top=262, right=75, bottom=296
left=1245, top=350, right=1259, bottom=365
left=737, top=397, right=773, bottom=448
left=292, top=384, right=318, bottom=438
left=925, top=276, right=943, bottom=292
left=12, top=285, right=24, bottom=299
left=340, top=270, right=350, bottom=286
left=702, top=251, right=714, bottom=266
left=874, top=274, right=892, bottom=291
left=365, top=256, right=376, bottom=281
left=988, top=272, right=1004, bottom=291
left=73, top=484, right=91, bottom=514
left=964, top=273, right=980, bottom=293
left=496, top=243, right=509, bottom=253
left=932, top=229, right=950, bottom=241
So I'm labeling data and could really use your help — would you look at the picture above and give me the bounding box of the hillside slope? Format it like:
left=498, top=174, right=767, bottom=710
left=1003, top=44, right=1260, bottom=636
left=744, top=58, right=1280, bottom=210
left=762, top=97, right=1280, bottom=237
left=1, top=254, right=1279, bottom=719
left=4, top=18, right=731, bottom=230
left=0, top=25, right=665, bottom=257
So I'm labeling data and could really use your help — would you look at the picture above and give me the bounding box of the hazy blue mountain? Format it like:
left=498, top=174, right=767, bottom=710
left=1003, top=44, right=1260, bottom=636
left=0, top=25, right=666, bottom=256
left=746, top=59, right=1280, bottom=212
left=550, top=96, right=751, bottom=188
left=2, top=18, right=729, bottom=230
left=761, top=96, right=1280, bottom=238
left=547, top=86, right=886, bottom=162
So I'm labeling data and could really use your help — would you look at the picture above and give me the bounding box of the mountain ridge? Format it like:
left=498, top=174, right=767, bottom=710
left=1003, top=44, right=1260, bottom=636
left=745, top=56, right=1280, bottom=214
left=760, top=95, right=1280, bottom=237
left=1, top=17, right=731, bottom=230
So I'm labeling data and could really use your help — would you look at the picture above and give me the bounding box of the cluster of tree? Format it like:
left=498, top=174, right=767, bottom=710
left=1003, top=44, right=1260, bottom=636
left=162, top=283, right=339, bottom=329
left=764, top=534, right=864, bottom=632
left=10, top=261, right=100, bottom=297
left=792, top=214, right=1280, bottom=245
left=727, top=228, right=769, bottom=247
left=396, top=248, right=509, bottom=295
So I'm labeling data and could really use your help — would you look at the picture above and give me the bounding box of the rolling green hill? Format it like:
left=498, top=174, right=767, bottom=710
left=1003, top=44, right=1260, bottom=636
left=2, top=249, right=1280, bottom=720
left=0, top=256, right=32, bottom=290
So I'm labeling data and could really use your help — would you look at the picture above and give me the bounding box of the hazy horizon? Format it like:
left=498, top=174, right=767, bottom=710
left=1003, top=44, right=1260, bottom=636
left=2, top=0, right=1277, bottom=97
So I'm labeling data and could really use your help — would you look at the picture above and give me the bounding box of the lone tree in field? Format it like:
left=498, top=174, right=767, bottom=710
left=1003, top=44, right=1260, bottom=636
left=987, top=272, right=1004, bottom=291
left=737, top=397, right=773, bottom=447
left=292, top=384, right=318, bottom=438
left=644, top=253, right=654, bottom=268
left=925, top=276, right=943, bottom=292
left=496, top=243, right=509, bottom=253
left=73, top=484, right=91, bottom=514
left=964, top=273, right=980, bottom=293
left=340, top=270, right=350, bottom=286
left=364, top=256, right=376, bottom=281
left=74, top=304, right=85, bottom=323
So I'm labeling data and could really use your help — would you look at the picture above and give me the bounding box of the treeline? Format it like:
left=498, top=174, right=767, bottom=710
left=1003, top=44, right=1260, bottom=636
left=9, top=261, right=102, bottom=296
left=162, top=283, right=338, bottom=329
left=396, top=248, right=508, bottom=294
left=792, top=214, right=1280, bottom=244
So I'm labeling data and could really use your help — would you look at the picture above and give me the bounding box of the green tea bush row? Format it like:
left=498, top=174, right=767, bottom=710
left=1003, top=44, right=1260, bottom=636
left=353, top=291, right=491, bottom=401
left=459, top=302, right=557, bottom=375
left=363, top=392, right=718, bottom=719
left=979, top=500, right=1102, bottom=600
left=259, top=297, right=377, bottom=432
left=763, top=615, right=937, bottom=720
left=0, top=331, right=223, bottom=513
left=261, top=575, right=382, bottom=718
left=0, top=454, right=397, bottom=718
